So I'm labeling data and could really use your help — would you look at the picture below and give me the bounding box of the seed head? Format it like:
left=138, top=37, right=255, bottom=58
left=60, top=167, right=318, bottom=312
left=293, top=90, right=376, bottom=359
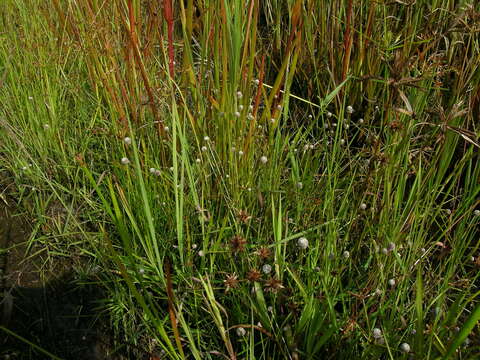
left=198, top=250, right=205, bottom=257
left=474, top=209, right=480, bottom=216
left=246, top=269, right=262, bottom=282
left=297, top=237, right=309, bottom=249
left=343, top=251, right=350, bottom=259
left=388, top=278, right=396, bottom=287
left=358, top=118, right=364, bottom=124
left=234, top=111, right=241, bottom=118
left=340, top=139, right=345, bottom=146
left=239, top=105, right=244, bottom=111
left=346, top=105, right=354, bottom=114
left=359, top=203, right=367, bottom=210
left=204, top=136, right=210, bottom=141
left=264, top=277, right=284, bottom=293
left=196, top=158, right=201, bottom=163
left=236, top=91, right=243, bottom=99
left=201, top=146, right=207, bottom=152
left=256, top=247, right=272, bottom=260
left=260, top=156, right=268, bottom=164
left=123, top=137, right=132, bottom=145
left=372, top=328, right=382, bottom=339
left=238, top=150, right=244, bottom=156
left=121, top=157, right=130, bottom=165
left=223, top=273, right=239, bottom=292
left=230, top=235, right=247, bottom=253
left=387, top=242, right=396, bottom=252
left=164, top=126, right=169, bottom=132
left=326, top=112, right=333, bottom=118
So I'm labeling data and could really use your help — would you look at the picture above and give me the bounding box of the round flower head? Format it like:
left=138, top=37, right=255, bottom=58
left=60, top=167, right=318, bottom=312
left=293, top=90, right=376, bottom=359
left=121, top=157, right=130, bottom=165
left=236, top=91, right=243, bottom=99
left=201, top=146, right=207, bottom=152
left=262, top=264, right=272, bottom=274
left=399, top=343, right=411, bottom=353
left=296, top=182, right=303, bottom=189
left=358, top=118, right=364, bottom=124
left=234, top=111, right=241, bottom=118
left=474, top=209, right=480, bottom=216
left=326, top=111, right=332, bottom=118
left=236, top=327, right=246, bottom=337
left=238, top=150, right=244, bottom=156
left=343, top=251, right=350, bottom=259
left=260, top=156, right=268, bottom=164
left=239, top=105, right=244, bottom=111
left=297, top=237, right=309, bottom=249
left=204, top=136, right=210, bottom=141
left=372, top=328, right=382, bottom=339
left=340, top=139, right=345, bottom=146
left=149, top=167, right=156, bottom=173
left=346, top=105, right=354, bottom=114
left=388, top=278, right=396, bottom=287
left=123, top=137, right=132, bottom=145
left=359, top=203, right=367, bottom=210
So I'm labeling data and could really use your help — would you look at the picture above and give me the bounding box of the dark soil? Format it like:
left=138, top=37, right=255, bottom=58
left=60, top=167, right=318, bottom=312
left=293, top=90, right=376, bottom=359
left=0, top=203, right=120, bottom=360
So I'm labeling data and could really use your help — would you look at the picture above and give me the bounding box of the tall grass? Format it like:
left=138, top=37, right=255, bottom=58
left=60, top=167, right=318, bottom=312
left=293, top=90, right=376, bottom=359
left=1, top=0, right=479, bottom=358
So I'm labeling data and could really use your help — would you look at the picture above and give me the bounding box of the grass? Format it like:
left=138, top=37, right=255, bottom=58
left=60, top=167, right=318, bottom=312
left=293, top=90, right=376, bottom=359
left=1, top=0, right=479, bottom=358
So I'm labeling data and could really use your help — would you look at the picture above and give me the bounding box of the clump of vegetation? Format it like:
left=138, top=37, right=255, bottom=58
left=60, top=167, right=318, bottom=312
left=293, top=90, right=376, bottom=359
left=1, top=0, right=479, bottom=358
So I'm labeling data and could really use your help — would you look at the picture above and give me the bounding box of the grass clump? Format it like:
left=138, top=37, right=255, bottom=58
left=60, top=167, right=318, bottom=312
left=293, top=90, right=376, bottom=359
left=1, top=0, right=480, bottom=358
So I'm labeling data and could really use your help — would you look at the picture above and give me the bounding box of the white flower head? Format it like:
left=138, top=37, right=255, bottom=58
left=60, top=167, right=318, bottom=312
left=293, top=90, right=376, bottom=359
left=236, top=327, right=246, bottom=337
left=262, top=264, right=272, bottom=274
left=326, top=111, right=333, bottom=118
left=343, top=251, right=350, bottom=259
left=346, top=105, right=354, bottom=114
left=388, top=278, right=396, bottom=287
left=260, top=156, right=268, bottom=164
left=400, top=343, right=411, bottom=353
left=238, top=150, right=244, bottom=156
left=474, top=209, right=480, bottom=216
left=359, top=203, right=367, bottom=210
left=201, top=146, right=207, bottom=152
left=236, top=91, right=243, bottom=99
left=123, top=137, right=132, bottom=145
left=372, top=328, right=382, bottom=339
left=204, top=136, right=210, bottom=141
left=121, top=157, right=130, bottom=165
left=297, top=237, right=309, bottom=249
left=234, top=111, right=241, bottom=118
left=149, top=167, right=156, bottom=173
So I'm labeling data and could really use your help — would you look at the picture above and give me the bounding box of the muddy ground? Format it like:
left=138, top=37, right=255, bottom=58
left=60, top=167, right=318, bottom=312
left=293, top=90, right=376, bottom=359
left=0, top=202, right=119, bottom=359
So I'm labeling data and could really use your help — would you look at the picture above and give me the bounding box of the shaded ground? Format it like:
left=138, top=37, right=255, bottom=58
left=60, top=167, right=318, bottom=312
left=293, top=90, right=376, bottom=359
left=0, top=202, right=118, bottom=359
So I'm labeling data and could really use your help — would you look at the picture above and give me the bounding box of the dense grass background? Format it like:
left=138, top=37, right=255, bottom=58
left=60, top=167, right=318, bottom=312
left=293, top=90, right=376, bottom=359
left=1, top=0, right=480, bottom=358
